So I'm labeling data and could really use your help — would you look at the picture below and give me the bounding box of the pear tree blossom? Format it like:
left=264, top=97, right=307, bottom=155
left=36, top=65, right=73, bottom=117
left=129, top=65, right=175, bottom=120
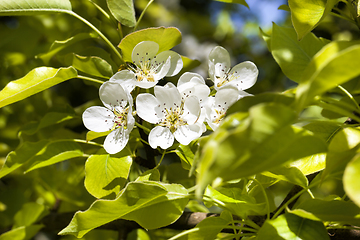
left=136, top=82, right=204, bottom=149
left=208, top=46, right=259, bottom=91
left=176, top=72, right=211, bottom=133
left=82, top=81, right=135, bottom=154
left=110, top=41, right=183, bottom=91
left=205, top=87, right=251, bottom=131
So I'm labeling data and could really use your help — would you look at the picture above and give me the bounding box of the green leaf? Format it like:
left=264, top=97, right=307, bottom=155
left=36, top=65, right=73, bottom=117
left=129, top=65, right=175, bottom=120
left=84, top=153, right=132, bottom=199
left=197, top=103, right=327, bottom=193
left=86, top=130, right=111, bottom=142
left=0, top=140, right=83, bottom=178
left=262, top=165, right=308, bottom=188
left=214, top=0, right=249, bottom=8
left=0, top=66, right=77, bottom=108
left=59, top=181, right=188, bottom=238
left=65, top=53, right=113, bottom=78
left=13, top=202, right=47, bottom=228
left=20, top=111, right=76, bottom=135
left=205, top=186, right=266, bottom=218
left=0, top=225, right=43, bottom=240
left=257, top=213, right=330, bottom=240
left=344, top=153, right=360, bottom=208
left=270, top=23, right=326, bottom=83
left=188, top=214, right=232, bottom=240
left=296, top=41, right=360, bottom=110
left=290, top=121, right=341, bottom=175
left=289, top=0, right=338, bottom=40
left=118, top=27, right=182, bottom=62
left=107, top=0, right=136, bottom=27
left=291, top=199, right=360, bottom=226
left=135, top=169, right=160, bottom=182
left=38, top=33, right=97, bottom=65
left=0, top=0, right=72, bottom=16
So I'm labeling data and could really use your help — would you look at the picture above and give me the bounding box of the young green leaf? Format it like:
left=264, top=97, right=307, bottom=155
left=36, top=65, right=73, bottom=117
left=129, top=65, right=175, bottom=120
left=344, top=154, right=360, bottom=208
left=289, top=0, right=339, bottom=40
left=257, top=213, right=330, bottom=240
left=296, top=41, right=360, bottom=110
left=270, top=23, right=326, bottom=83
left=197, top=103, right=327, bottom=193
left=187, top=214, right=232, bottom=240
left=0, top=225, right=43, bottom=240
left=84, top=153, right=132, bottom=199
left=214, top=0, right=249, bottom=8
left=59, top=181, right=188, bottom=238
left=0, top=0, right=72, bottom=15
left=0, top=66, right=77, bottom=108
left=118, top=27, right=182, bottom=62
left=107, top=0, right=136, bottom=27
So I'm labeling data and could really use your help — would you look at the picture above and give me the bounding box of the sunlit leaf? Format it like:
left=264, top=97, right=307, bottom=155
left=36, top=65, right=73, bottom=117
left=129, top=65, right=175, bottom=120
left=107, top=0, right=136, bottom=27
left=86, top=131, right=111, bottom=142
left=59, top=181, right=188, bottom=238
left=84, top=153, right=132, bottom=199
left=289, top=0, right=339, bottom=40
left=0, top=140, right=83, bottom=178
left=257, top=213, right=330, bottom=240
left=344, top=153, right=360, bottom=208
left=291, top=199, right=360, bottom=226
left=197, top=103, right=327, bottom=194
left=262, top=166, right=308, bottom=188
left=214, top=0, right=249, bottom=8
left=205, top=186, right=266, bottom=218
left=0, top=0, right=72, bottom=15
left=270, top=23, right=326, bottom=83
left=0, top=225, right=43, bottom=240
left=296, top=41, right=360, bottom=110
left=0, top=67, right=77, bottom=108
left=118, top=27, right=182, bottom=62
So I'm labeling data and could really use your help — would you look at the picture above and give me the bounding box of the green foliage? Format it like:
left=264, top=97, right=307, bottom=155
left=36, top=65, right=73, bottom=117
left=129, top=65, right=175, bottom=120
left=0, top=0, right=72, bottom=15
left=2, top=0, right=360, bottom=239
left=257, top=213, right=330, bottom=240
left=107, top=0, right=136, bottom=27
left=59, top=181, right=188, bottom=238
left=0, top=67, right=77, bottom=108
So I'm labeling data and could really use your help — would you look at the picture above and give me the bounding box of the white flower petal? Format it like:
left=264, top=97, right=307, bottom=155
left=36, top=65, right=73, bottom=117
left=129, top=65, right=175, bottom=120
left=152, top=56, right=171, bottom=80
left=99, top=81, right=129, bottom=110
left=174, top=124, right=202, bottom=145
left=228, top=61, right=258, bottom=90
left=134, top=80, right=158, bottom=89
left=82, top=106, right=114, bottom=132
left=215, top=87, right=242, bottom=108
left=109, top=70, right=136, bottom=92
left=178, top=72, right=205, bottom=86
left=136, top=93, right=160, bottom=124
left=131, top=41, right=159, bottom=65
left=183, top=96, right=201, bottom=125
left=103, top=127, right=128, bottom=154
left=149, top=126, right=174, bottom=149
left=156, top=50, right=183, bottom=77
left=154, top=82, right=182, bottom=108
left=208, top=46, right=231, bottom=82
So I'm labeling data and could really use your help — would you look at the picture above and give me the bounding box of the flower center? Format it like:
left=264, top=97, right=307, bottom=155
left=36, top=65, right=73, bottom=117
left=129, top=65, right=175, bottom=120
left=129, top=53, right=164, bottom=82
left=158, top=105, right=187, bottom=133
left=112, top=106, right=129, bottom=130
left=212, top=108, right=226, bottom=125
left=215, top=64, right=239, bottom=88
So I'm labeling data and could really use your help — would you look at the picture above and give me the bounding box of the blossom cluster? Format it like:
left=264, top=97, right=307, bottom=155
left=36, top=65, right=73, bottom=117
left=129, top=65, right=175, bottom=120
left=83, top=41, right=258, bottom=154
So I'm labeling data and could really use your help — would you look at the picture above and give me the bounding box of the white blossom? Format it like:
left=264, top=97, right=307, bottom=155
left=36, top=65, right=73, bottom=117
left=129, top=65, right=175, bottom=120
left=82, top=82, right=134, bottom=154
left=205, top=87, right=251, bottom=131
left=110, top=41, right=183, bottom=91
left=208, top=46, right=258, bottom=91
left=136, top=82, right=203, bottom=149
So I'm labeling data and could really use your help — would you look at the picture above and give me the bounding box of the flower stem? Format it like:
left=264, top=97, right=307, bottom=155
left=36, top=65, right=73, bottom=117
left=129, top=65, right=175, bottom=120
left=155, top=150, right=166, bottom=169
left=73, top=139, right=103, bottom=147
left=133, top=0, right=154, bottom=31
left=67, top=11, right=125, bottom=64
left=135, top=121, right=151, bottom=133
left=77, top=75, right=105, bottom=84
left=337, top=85, right=360, bottom=110
left=251, top=178, right=270, bottom=220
